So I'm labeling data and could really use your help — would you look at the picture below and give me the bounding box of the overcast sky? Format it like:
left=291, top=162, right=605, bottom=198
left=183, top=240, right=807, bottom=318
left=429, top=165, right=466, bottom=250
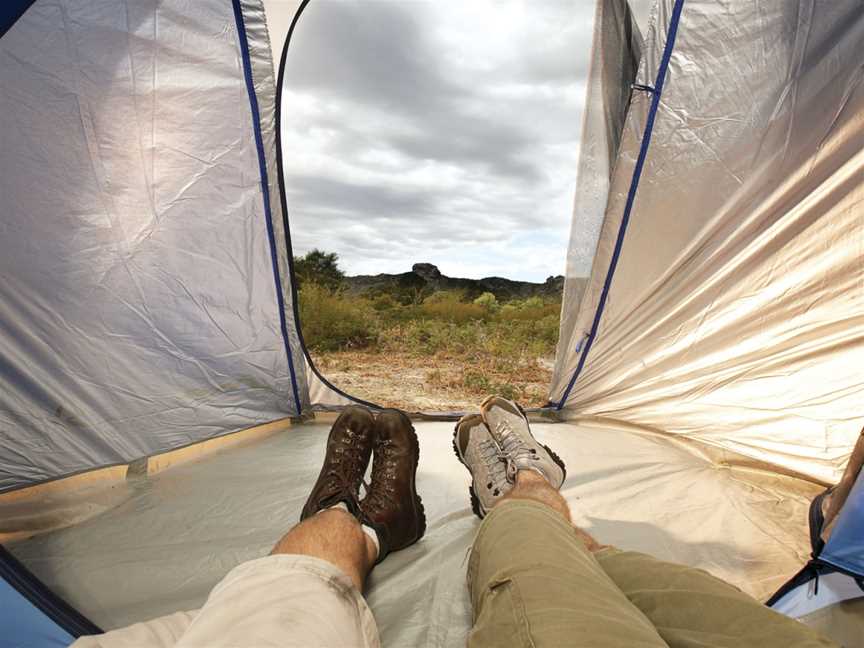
left=278, top=1, right=652, bottom=282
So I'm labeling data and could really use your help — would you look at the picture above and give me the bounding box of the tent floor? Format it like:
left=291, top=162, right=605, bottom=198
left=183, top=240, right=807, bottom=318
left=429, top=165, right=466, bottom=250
left=7, top=420, right=821, bottom=645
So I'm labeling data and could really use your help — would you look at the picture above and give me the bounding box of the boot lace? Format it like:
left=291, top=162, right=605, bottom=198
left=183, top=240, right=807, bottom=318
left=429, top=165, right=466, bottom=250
left=325, top=427, right=367, bottom=509
left=493, top=420, right=539, bottom=482
left=478, top=438, right=510, bottom=494
left=363, top=438, right=399, bottom=514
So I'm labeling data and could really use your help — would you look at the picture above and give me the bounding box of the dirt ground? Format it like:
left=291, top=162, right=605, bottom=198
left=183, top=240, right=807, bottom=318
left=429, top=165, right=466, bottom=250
left=312, top=351, right=554, bottom=412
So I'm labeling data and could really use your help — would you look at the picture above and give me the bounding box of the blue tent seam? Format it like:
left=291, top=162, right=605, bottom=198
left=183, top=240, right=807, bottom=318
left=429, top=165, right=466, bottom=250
left=231, top=0, right=304, bottom=415
left=555, top=0, right=687, bottom=410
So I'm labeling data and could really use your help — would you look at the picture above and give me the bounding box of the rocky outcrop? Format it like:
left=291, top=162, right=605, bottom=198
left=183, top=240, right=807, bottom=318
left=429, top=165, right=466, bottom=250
left=344, top=263, right=572, bottom=301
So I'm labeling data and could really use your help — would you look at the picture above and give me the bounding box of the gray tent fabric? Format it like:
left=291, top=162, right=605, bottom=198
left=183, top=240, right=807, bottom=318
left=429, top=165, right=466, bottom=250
left=0, top=0, right=309, bottom=492
left=550, top=0, right=864, bottom=483
left=237, top=0, right=311, bottom=417
left=555, top=0, right=643, bottom=380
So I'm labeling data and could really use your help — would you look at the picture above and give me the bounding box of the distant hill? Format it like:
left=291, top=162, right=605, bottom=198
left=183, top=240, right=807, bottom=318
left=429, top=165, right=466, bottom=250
left=345, top=262, right=583, bottom=302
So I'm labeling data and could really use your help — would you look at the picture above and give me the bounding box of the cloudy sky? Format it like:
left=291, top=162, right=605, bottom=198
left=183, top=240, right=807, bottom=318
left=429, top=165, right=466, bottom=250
left=278, top=0, right=651, bottom=282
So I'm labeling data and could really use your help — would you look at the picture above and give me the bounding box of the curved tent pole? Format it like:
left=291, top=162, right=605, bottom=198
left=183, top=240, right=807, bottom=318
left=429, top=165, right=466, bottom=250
left=272, top=0, right=384, bottom=411
left=0, top=544, right=102, bottom=641
left=554, top=0, right=687, bottom=410
left=0, top=0, right=36, bottom=39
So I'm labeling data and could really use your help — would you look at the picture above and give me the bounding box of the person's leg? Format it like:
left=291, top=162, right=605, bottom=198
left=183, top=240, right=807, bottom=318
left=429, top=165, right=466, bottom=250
left=468, top=471, right=668, bottom=648
left=74, top=408, right=387, bottom=648
left=172, top=407, right=389, bottom=648
left=455, top=407, right=669, bottom=648
left=595, top=549, right=839, bottom=648
left=458, top=397, right=839, bottom=648
left=176, top=408, right=428, bottom=648
left=271, top=507, right=378, bottom=592
left=591, top=432, right=864, bottom=648
left=499, top=470, right=607, bottom=552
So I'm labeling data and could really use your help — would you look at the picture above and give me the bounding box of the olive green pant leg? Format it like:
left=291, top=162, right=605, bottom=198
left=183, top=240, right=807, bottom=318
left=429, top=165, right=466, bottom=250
left=595, top=549, right=840, bottom=648
left=467, top=500, right=669, bottom=648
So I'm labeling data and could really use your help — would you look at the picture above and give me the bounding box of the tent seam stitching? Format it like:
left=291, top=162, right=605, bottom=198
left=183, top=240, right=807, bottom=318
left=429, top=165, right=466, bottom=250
left=555, top=0, right=687, bottom=410
left=231, top=0, right=303, bottom=415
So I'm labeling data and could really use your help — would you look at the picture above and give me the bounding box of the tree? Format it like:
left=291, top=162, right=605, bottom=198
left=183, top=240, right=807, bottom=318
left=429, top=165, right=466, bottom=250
left=293, top=249, right=345, bottom=292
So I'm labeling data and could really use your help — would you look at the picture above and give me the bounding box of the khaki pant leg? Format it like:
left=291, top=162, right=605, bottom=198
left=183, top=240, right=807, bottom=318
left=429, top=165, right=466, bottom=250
left=176, top=554, right=379, bottom=648
left=595, top=549, right=840, bottom=648
left=467, top=500, right=669, bottom=648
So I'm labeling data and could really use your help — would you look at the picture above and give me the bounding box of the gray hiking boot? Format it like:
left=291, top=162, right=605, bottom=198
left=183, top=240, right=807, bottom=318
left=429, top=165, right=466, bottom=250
left=480, top=396, right=566, bottom=489
left=453, top=414, right=511, bottom=518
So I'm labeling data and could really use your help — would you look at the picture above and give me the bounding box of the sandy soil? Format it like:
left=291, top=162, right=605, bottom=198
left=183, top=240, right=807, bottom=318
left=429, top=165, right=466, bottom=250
left=312, top=351, right=554, bottom=412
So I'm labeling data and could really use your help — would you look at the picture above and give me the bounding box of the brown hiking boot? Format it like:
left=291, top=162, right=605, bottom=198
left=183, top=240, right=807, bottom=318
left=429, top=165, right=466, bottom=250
left=300, top=406, right=375, bottom=520
left=360, top=409, right=426, bottom=563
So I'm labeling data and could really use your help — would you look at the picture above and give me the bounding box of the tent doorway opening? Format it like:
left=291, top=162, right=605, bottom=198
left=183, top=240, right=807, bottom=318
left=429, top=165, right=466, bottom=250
left=279, top=0, right=611, bottom=411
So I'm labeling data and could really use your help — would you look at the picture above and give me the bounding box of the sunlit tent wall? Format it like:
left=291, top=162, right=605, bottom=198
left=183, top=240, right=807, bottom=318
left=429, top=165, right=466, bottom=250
left=1, top=0, right=862, bottom=646
left=551, top=0, right=864, bottom=485
left=0, top=0, right=310, bottom=494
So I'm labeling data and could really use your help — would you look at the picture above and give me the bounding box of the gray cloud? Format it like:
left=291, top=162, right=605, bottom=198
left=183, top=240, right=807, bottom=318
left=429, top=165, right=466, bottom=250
left=287, top=174, right=440, bottom=219
left=284, top=1, right=459, bottom=117
left=279, top=0, right=654, bottom=281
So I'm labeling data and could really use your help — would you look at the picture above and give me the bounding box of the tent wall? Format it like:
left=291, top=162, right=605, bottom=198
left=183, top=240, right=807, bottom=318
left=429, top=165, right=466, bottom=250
left=552, top=0, right=864, bottom=483
left=0, top=0, right=310, bottom=493
left=554, top=0, right=643, bottom=383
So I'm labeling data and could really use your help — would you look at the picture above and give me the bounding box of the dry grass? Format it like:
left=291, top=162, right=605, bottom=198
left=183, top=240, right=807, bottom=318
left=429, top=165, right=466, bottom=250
left=314, top=351, right=553, bottom=411
left=301, top=283, right=560, bottom=410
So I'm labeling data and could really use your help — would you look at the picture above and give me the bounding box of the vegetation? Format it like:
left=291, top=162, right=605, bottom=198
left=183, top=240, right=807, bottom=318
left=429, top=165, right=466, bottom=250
left=296, top=254, right=562, bottom=407
left=293, top=249, right=345, bottom=292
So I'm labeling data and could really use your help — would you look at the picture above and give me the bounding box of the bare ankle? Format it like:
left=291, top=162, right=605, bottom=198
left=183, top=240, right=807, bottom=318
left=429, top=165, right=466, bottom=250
left=515, top=469, right=549, bottom=487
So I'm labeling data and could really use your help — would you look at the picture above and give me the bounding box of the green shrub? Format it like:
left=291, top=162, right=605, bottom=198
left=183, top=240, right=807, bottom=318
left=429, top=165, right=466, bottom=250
left=299, top=282, right=562, bottom=364
left=495, top=296, right=560, bottom=321
left=420, top=290, right=487, bottom=323
left=473, top=292, right=498, bottom=310
left=371, top=293, right=398, bottom=312
left=299, top=283, right=378, bottom=351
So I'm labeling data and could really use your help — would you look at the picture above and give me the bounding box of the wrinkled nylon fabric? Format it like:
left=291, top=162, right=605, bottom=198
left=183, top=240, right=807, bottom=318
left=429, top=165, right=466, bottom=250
left=555, top=0, right=643, bottom=376
left=239, top=0, right=311, bottom=416
left=0, top=0, right=308, bottom=492
left=7, top=421, right=820, bottom=642
left=551, top=0, right=864, bottom=483
left=305, top=358, right=355, bottom=408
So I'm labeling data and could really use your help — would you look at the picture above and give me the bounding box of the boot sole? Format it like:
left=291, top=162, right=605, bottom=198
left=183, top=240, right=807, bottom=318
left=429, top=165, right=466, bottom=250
left=452, top=423, right=486, bottom=520
left=409, top=419, right=427, bottom=543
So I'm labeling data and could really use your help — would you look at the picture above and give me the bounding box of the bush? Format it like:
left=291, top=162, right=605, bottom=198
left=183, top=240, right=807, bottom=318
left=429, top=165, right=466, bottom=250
left=371, top=293, right=398, bottom=312
left=495, top=296, right=560, bottom=321
left=299, top=284, right=562, bottom=366
left=420, top=290, right=487, bottom=323
left=473, top=292, right=498, bottom=310
left=299, top=283, right=377, bottom=351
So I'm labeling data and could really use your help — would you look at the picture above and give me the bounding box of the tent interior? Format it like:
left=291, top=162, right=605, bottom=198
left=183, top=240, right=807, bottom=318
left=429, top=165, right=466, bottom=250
left=1, top=0, right=863, bottom=646
left=0, top=418, right=840, bottom=645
